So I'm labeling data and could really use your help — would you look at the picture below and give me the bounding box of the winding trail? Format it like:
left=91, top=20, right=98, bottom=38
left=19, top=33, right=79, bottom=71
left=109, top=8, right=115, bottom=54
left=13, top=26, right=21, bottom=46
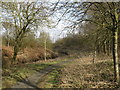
left=11, top=59, right=74, bottom=89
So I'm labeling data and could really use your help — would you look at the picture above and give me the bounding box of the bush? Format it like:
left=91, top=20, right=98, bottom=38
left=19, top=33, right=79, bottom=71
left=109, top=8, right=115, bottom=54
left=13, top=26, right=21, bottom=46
left=2, top=46, right=13, bottom=68
left=2, top=46, right=58, bottom=68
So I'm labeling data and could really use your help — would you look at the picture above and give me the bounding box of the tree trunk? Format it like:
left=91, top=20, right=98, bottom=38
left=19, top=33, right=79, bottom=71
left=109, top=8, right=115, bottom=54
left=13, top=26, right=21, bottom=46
left=93, top=34, right=97, bottom=63
left=13, top=46, right=17, bottom=63
left=44, top=33, right=47, bottom=61
left=7, top=29, right=10, bottom=47
left=112, top=28, right=119, bottom=83
left=93, top=49, right=96, bottom=63
left=12, top=42, right=19, bottom=64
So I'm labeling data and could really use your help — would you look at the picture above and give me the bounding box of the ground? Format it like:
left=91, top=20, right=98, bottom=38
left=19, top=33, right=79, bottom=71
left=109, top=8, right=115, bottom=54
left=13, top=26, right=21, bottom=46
left=2, top=56, right=120, bottom=89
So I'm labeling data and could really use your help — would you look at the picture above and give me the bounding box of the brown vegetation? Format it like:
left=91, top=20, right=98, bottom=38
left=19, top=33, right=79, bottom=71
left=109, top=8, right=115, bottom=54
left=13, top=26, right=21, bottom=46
left=59, top=57, right=119, bottom=88
left=2, top=46, right=58, bottom=68
left=2, top=46, right=13, bottom=68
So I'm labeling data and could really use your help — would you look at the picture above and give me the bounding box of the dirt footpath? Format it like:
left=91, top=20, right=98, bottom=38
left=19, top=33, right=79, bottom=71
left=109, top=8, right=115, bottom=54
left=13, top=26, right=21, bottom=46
left=11, top=59, right=74, bottom=89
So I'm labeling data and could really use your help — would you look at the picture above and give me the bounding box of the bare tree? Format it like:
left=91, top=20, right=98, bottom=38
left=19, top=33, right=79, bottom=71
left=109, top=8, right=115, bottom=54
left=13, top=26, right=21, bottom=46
left=2, top=1, right=50, bottom=63
left=54, top=2, right=120, bottom=83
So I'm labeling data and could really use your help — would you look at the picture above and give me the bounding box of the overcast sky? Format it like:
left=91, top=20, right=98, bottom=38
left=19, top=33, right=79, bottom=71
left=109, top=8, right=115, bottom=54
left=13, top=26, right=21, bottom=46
left=34, top=0, right=120, bottom=42
left=2, top=0, right=119, bottom=2
left=37, top=18, right=68, bottom=42
left=1, top=0, right=119, bottom=42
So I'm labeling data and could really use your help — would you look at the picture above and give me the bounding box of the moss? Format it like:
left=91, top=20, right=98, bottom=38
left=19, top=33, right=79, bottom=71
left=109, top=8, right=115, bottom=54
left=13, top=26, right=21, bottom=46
left=2, top=66, right=35, bottom=88
left=45, top=69, right=60, bottom=88
left=26, top=63, right=50, bottom=71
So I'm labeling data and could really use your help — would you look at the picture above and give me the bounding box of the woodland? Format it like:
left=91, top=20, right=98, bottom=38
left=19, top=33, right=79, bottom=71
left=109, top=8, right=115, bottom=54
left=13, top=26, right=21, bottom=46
left=1, top=1, right=120, bottom=89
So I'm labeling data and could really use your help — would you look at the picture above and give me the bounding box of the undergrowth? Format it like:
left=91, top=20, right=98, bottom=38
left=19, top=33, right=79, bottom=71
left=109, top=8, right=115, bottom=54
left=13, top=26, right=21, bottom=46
left=58, top=57, right=119, bottom=88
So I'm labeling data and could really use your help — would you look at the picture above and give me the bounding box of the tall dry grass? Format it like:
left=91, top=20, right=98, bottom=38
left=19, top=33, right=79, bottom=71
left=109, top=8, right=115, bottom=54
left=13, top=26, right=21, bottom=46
left=59, top=57, right=118, bottom=88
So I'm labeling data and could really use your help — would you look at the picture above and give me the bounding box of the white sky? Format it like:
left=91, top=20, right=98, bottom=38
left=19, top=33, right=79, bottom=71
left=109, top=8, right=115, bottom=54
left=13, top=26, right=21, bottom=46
left=1, top=0, right=119, bottom=42
left=37, top=20, right=67, bottom=42
left=2, top=0, right=120, bottom=2
left=47, top=22, right=67, bottom=42
left=1, top=0, right=68, bottom=43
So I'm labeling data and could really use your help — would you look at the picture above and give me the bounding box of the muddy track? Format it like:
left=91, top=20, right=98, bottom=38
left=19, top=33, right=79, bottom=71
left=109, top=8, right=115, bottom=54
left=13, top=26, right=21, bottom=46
left=10, top=59, right=74, bottom=89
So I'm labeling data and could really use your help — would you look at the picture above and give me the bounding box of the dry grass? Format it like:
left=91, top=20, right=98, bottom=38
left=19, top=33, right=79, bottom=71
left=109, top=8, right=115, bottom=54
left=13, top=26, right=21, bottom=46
left=2, top=46, right=13, bottom=68
left=2, top=46, right=58, bottom=69
left=17, top=47, right=58, bottom=63
left=59, top=57, right=119, bottom=88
